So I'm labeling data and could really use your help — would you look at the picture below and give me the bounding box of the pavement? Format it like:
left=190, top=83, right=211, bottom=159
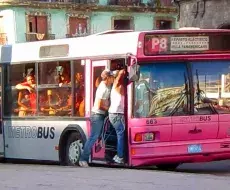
left=0, top=161, right=230, bottom=190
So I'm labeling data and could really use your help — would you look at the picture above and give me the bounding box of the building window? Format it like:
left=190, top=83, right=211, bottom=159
left=114, top=19, right=131, bottom=30
left=111, top=16, right=134, bottom=30
left=25, top=12, right=54, bottom=41
left=0, top=16, right=7, bottom=45
left=68, top=17, right=88, bottom=37
left=28, top=16, right=48, bottom=34
left=156, top=20, right=172, bottom=30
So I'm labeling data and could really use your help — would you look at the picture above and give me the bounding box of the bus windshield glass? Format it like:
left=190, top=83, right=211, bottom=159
left=133, top=61, right=230, bottom=118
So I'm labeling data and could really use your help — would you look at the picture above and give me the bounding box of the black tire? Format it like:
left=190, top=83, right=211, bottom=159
left=156, top=163, right=180, bottom=171
left=64, top=132, right=83, bottom=166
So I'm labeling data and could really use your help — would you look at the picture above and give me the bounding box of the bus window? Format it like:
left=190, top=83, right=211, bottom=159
left=93, top=66, right=104, bottom=100
left=8, top=63, right=35, bottom=86
left=38, top=61, right=71, bottom=116
left=38, top=61, right=70, bottom=85
left=74, top=60, right=85, bottom=117
left=134, top=62, right=189, bottom=118
left=4, top=63, right=36, bottom=117
left=192, top=61, right=230, bottom=114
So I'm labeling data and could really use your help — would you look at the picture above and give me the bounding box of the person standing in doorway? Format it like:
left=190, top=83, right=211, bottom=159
left=109, top=69, right=126, bottom=164
left=79, top=69, right=114, bottom=167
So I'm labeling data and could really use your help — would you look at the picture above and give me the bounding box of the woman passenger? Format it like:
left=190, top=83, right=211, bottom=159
left=16, top=75, right=36, bottom=116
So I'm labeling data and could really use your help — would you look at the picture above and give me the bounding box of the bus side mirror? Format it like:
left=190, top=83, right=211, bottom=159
left=129, top=64, right=140, bottom=82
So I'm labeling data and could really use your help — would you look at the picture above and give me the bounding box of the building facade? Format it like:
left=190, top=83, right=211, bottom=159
left=176, top=0, right=230, bottom=29
left=0, top=0, right=177, bottom=45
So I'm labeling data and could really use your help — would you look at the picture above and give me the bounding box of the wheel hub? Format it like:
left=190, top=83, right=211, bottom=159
left=68, top=140, right=83, bottom=164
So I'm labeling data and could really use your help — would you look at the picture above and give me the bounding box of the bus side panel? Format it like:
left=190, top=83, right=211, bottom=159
left=218, top=114, right=230, bottom=139
left=128, top=117, right=172, bottom=165
left=3, top=120, right=88, bottom=161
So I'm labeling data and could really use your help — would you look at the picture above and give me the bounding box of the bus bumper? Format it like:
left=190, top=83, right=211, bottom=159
left=130, top=139, right=230, bottom=166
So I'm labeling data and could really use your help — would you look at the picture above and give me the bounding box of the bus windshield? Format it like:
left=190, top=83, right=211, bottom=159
left=133, top=60, right=230, bottom=118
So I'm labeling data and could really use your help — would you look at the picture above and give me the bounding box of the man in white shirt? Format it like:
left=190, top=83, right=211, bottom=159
left=79, top=69, right=114, bottom=167
left=108, top=69, right=126, bottom=164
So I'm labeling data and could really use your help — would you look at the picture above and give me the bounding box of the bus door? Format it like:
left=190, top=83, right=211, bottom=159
left=0, top=66, right=4, bottom=158
left=90, top=60, right=108, bottom=162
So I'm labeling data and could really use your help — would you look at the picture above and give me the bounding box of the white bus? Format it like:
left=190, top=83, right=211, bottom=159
left=0, top=30, right=139, bottom=166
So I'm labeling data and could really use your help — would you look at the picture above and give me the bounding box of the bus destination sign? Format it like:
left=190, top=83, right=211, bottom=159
left=170, top=36, right=209, bottom=51
left=144, top=33, right=230, bottom=55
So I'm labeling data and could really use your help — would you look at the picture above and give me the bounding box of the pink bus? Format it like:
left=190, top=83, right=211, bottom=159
left=0, top=28, right=230, bottom=170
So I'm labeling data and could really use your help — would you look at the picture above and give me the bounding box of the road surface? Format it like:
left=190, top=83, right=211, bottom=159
left=0, top=161, right=230, bottom=190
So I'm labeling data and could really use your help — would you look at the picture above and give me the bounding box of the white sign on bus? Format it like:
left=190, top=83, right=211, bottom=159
left=170, top=36, right=209, bottom=51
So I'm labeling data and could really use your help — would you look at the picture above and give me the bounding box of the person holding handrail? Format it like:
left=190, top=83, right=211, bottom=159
left=79, top=69, right=114, bottom=167
left=108, top=69, right=126, bottom=164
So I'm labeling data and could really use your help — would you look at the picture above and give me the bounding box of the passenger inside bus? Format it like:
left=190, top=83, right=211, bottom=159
left=75, top=72, right=85, bottom=116
left=15, top=74, right=36, bottom=116
left=75, top=72, right=84, bottom=89
left=57, top=66, right=70, bottom=86
left=40, top=89, right=64, bottom=116
left=63, top=90, right=85, bottom=117
left=45, top=64, right=70, bottom=86
left=56, top=72, right=85, bottom=117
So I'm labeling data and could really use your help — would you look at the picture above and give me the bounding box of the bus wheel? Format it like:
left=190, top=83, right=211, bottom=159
left=156, top=163, right=180, bottom=171
left=65, top=132, right=83, bottom=166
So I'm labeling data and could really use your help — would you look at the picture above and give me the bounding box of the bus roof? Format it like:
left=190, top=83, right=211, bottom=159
left=0, top=31, right=140, bottom=64
left=0, top=29, right=229, bottom=64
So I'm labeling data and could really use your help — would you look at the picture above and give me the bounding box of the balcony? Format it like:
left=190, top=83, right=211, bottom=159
left=160, top=0, right=174, bottom=6
left=66, top=33, right=89, bottom=38
left=0, top=33, right=7, bottom=45
left=25, top=33, right=55, bottom=41
left=37, top=0, right=92, bottom=3
left=1, top=0, right=94, bottom=3
left=108, top=0, right=141, bottom=6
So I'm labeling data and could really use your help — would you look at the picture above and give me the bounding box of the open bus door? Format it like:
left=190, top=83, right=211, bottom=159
left=90, top=57, right=137, bottom=164
left=90, top=58, right=129, bottom=164
left=90, top=60, right=108, bottom=162
left=0, top=66, right=4, bottom=158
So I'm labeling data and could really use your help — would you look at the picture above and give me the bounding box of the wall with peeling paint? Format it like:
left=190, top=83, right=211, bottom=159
left=90, top=12, right=156, bottom=33
left=1, top=5, right=178, bottom=44
left=0, top=9, right=16, bottom=44
left=178, top=0, right=230, bottom=29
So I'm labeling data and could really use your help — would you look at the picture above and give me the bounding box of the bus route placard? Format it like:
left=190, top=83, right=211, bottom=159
left=144, top=33, right=230, bottom=55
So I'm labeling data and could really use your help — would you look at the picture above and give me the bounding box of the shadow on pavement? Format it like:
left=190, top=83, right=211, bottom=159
left=175, top=160, right=230, bottom=175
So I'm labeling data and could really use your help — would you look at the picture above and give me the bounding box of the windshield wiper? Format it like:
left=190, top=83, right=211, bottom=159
left=195, top=70, right=217, bottom=112
left=170, top=72, right=189, bottom=115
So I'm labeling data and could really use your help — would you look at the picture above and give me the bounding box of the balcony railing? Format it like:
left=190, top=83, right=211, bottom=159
left=2, top=0, right=174, bottom=6
left=5, top=0, right=94, bottom=3
left=160, top=0, right=174, bottom=6
left=66, top=33, right=89, bottom=38
left=108, top=0, right=141, bottom=6
left=25, top=33, right=55, bottom=41
left=40, top=0, right=89, bottom=3
left=0, top=33, right=7, bottom=45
